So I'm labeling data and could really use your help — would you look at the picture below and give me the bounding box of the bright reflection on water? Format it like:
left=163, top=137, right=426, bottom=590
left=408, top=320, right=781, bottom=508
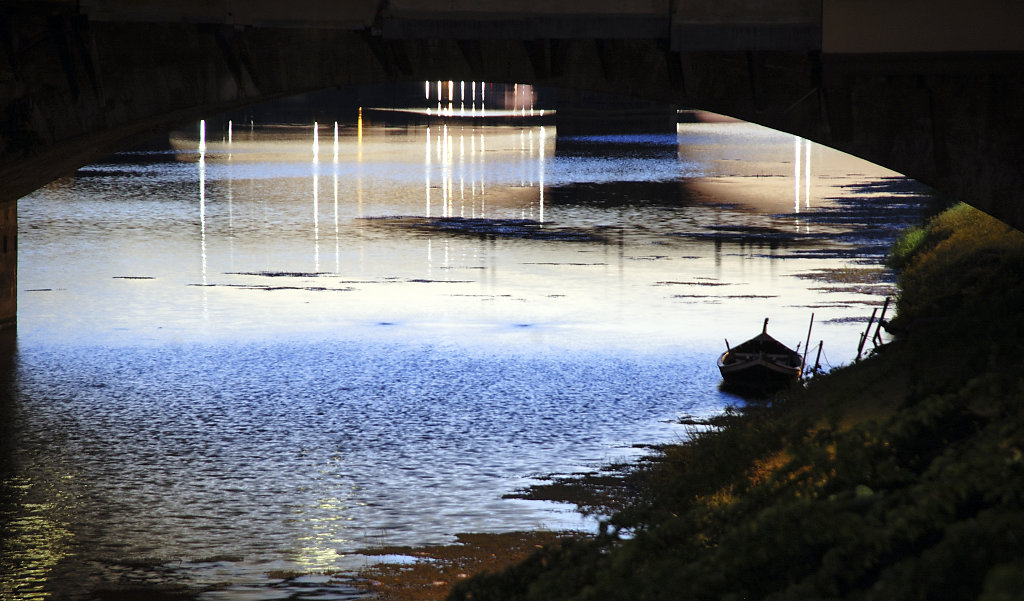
left=3, top=119, right=928, bottom=599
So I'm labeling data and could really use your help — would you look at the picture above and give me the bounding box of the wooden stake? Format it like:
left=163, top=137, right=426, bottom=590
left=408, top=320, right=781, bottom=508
left=857, top=308, right=878, bottom=360
left=872, top=297, right=890, bottom=347
left=801, top=313, right=815, bottom=372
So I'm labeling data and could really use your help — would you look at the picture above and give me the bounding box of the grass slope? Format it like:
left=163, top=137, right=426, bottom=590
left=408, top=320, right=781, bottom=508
left=448, top=205, right=1024, bottom=601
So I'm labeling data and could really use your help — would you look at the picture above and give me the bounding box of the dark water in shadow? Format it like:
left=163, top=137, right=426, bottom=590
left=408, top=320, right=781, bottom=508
left=3, top=120, right=928, bottom=599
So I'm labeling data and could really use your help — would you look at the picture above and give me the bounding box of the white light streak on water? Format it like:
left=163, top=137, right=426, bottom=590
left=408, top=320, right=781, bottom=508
left=313, top=165, right=320, bottom=273
left=805, top=138, right=812, bottom=209
left=794, top=135, right=802, bottom=213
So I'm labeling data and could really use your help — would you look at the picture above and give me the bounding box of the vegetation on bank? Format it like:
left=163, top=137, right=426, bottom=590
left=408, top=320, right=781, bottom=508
left=444, top=204, right=1024, bottom=601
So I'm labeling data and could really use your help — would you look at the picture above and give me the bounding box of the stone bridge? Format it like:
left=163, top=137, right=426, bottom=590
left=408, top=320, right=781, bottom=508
left=1, top=0, right=1023, bottom=326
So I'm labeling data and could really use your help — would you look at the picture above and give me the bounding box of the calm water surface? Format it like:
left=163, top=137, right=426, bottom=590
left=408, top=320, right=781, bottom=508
left=2, top=117, right=927, bottom=599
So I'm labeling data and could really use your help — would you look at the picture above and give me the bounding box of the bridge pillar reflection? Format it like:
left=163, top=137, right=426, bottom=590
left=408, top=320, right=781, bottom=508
left=0, top=199, right=15, bottom=330
left=555, top=89, right=676, bottom=137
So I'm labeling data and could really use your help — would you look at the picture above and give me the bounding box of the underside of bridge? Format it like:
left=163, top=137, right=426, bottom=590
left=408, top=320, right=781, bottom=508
left=2, top=1, right=1023, bottom=328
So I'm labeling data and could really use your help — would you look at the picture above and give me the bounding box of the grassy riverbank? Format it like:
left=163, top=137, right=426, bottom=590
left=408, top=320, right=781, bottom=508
left=434, top=204, right=1024, bottom=600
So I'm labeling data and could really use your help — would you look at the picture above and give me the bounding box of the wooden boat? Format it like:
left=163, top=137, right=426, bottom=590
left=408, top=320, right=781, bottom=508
left=718, top=318, right=803, bottom=392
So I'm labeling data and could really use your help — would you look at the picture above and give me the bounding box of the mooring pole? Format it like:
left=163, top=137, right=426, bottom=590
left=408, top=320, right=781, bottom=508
left=872, top=297, right=890, bottom=347
left=857, top=308, right=878, bottom=360
left=801, top=312, right=815, bottom=372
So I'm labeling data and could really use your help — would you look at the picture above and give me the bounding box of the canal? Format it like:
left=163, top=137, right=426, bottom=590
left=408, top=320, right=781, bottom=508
left=1, top=102, right=928, bottom=599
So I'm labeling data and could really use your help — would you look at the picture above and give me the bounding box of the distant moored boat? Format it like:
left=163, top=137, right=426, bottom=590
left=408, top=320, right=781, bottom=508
left=718, top=318, right=803, bottom=393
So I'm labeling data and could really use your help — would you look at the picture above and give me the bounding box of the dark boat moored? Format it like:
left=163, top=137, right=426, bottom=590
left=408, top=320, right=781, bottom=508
left=718, top=318, right=803, bottom=393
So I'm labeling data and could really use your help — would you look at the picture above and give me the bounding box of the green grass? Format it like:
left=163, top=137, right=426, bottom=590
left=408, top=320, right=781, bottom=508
left=447, top=204, right=1024, bottom=601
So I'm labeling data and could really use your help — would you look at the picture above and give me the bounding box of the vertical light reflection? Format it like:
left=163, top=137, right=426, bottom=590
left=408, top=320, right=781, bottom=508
left=442, top=124, right=450, bottom=217
left=334, top=171, right=340, bottom=273
left=313, top=121, right=321, bottom=272
left=199, top=152, right=207, bottom=285
left=539, top=126, right=546, bottom=223
left=228, top=119, right=233, bottom=144
left=425, top=126, right=432, bottom=216
left=470, top=133, right=476, bottom=217
left=804, top=138, right=812, bottom=209
left=519, top=129, right=526, bottom=187
left=198, top=141, right=209, bottom=319
left=480, top=132, right=486, bottom=217
left=199, top=119, right=207, bottom=154
left=794, top=136, right=802, bottom=213
left=334, top=121, right=339, bottom=162
left=357, top=108, right=363, bottom=163
left=313, top=167, right=320, bottom=273
left=425, top=80, right=430, bottom=100
left=357, top=153, right=364, bottom=219
left=459, top=133, right=465, bottom=216
left=227, top=154, right=234, bottom=269
left=312, top=121, right=319, bottom=160
left=427, top=238, right=432, bottom=279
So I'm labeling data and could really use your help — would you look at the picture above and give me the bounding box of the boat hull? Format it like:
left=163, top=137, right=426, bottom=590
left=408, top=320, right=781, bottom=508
left=717, top=352, right=802, bottom=392
left=717, top=320, right=804, bottom=394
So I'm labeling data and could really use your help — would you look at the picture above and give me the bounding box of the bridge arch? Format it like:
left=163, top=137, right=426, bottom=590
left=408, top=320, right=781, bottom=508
left=3, top=6, right=1024, bottom=326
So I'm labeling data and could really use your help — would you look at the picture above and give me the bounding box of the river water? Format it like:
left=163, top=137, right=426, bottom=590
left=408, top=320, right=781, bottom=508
left=2, top=113, right=927, bottom=599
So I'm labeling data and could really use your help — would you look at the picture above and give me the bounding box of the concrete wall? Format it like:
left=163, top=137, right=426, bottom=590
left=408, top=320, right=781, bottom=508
left=671, top=0, right=821, bottom=50
left=81, top=0, right=379, bottom=28
left=823, top=0, right=1024, bottom=53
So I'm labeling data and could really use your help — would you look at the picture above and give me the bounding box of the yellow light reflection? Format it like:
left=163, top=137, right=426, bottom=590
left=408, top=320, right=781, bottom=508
left=0, top=476, right=75, bottom=601
left=289, top=494, right=356, bottom=571
left=356, top=108, right=363, bottom=163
